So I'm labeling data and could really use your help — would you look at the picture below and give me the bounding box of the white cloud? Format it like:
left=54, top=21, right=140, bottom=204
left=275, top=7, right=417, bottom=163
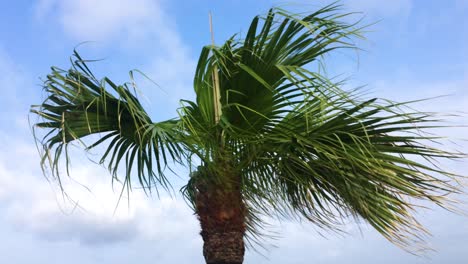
left=344, top=0, right=413, bottom=18
left=0, top=48, right=41, bottom=135
left=34, top=0, right=56, bottom=21
left=35, top=0, right=162, bottom=42
left=0, top=130, right=199, bottom=246
left=0, top=49, right=29, bottom=111
left=0, top=41, right=198, bottom=248
left=19, top=0, right=198, bottom=248
left=34, top=0, right=197, bottom=114
left=373, top=76, right=468, bottom=129
left=455, top=0, right=468, bottom=9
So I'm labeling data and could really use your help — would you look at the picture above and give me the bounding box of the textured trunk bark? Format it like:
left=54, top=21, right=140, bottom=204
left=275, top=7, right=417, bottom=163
left=195, top=178, right=246, bottom=264
left=201, top=231, right=244, bottom=264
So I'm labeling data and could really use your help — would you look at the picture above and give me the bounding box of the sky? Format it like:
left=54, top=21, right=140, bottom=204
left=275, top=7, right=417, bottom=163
left=0, top=0, right=467, bottom=263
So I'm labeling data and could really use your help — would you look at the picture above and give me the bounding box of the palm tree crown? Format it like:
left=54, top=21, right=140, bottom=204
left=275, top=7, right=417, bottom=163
left=31, top=3, right=464, bottom=262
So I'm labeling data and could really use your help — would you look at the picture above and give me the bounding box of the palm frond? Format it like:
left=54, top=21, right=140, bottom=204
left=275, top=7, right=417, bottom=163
left=31, top=50, right=184, bottom=193
left=238, top=90, right=464, bottom=250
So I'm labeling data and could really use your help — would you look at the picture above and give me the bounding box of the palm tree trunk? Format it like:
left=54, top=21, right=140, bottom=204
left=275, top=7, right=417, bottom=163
left=195, top=180, right=246, bottom=264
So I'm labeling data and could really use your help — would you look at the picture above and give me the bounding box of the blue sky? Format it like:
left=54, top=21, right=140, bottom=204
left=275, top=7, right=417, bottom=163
left=0, top=0, right=467, bottom=263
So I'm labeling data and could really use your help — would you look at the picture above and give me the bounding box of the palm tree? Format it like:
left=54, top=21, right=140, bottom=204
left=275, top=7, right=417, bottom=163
left=31, top=4, right=464, bottom=264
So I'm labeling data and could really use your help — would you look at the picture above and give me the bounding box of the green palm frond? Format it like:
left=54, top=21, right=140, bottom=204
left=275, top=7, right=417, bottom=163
left=238, top=94, right=463, bottom=248
left=31, top=51, right=184, bottom=193
left=193, top=4, right=363, bottom=134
